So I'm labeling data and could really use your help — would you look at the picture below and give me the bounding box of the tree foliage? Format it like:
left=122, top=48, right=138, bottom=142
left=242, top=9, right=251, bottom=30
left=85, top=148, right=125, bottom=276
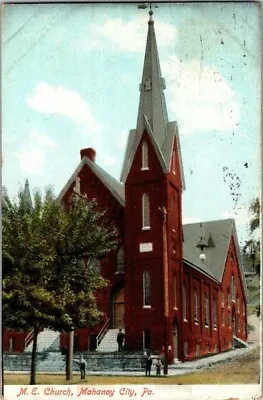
left=3, top=186, right=118, bottom=383
left=242, top=198, right=260, bottom=276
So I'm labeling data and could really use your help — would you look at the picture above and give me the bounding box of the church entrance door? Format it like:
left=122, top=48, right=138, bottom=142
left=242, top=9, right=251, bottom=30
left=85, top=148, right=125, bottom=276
left=113, top=288, right=125, bottom=329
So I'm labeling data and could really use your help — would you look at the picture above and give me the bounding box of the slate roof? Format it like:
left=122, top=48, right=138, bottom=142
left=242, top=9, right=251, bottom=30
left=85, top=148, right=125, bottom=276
left=183, top=219, right=247, bottom=297
left=57, top=156, right=125, bottom=206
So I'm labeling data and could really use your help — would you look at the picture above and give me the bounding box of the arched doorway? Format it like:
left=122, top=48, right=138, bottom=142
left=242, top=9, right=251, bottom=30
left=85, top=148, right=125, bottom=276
left=113, top=287, right=125, bottom=329
left=173, top=320, right=178, bottom=360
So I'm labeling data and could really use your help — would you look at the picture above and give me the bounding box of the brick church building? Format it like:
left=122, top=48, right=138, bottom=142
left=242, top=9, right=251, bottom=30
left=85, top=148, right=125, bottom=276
left=4, top=11, right=247, bottom=363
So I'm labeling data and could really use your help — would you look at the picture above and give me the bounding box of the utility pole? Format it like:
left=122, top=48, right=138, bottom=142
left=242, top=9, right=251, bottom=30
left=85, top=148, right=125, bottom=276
left=159, top=205, right=169, bottom=375
left=66, top=330, right=74, bottom=381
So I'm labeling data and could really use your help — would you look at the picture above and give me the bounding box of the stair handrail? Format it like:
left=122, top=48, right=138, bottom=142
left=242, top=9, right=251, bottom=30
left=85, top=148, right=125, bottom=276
left=96, top=318, right=110, bottom=347
left=24, top=329, right=34, bottom=349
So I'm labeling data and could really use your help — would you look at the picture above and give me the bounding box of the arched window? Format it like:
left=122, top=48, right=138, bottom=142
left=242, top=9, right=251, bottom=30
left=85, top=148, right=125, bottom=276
left=227, top=289, right=231, bottom=308
left=231, top=275, right=235, bottom=300
left=221, top=309, right=225, bottom=326
left=142, top=193, right=150, bottom=229
left=173, top=274, right=177, bottom=309
left=116, top=246, right=124, bottom=274
left=172, top=150, right=176, bottom=174
left=141, top=141, right=149, bottom=170
left=204, top=292, right=209, bottom=327
left=221, top=291, right=224, bottom=307
left=194, top=288, right=199, bottom=323
left=213, top=296, right=217, bottom=328
left=171, top=193, right=176, bottom=231
left=143, top=271, right=151, bottom=307
left=183, top=284, right=187, bottom=321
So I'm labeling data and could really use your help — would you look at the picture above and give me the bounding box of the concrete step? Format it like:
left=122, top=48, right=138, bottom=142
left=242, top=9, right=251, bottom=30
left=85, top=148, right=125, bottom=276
left=97, top=329, right=124, bottom=353
left=24, top=329, right=60, bottom=353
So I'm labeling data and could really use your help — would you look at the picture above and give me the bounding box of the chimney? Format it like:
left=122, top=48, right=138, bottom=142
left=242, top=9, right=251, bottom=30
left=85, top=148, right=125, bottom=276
left=80, top=147, right=96, bottom=162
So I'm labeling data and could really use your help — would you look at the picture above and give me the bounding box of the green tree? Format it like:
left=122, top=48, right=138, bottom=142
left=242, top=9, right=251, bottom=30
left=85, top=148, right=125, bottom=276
left=243, top=198, right=260, bottom=276
left=3, top=186, right=117, bottom=384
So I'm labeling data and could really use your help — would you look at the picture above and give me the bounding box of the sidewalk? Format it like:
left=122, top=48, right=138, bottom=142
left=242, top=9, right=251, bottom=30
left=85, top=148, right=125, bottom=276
left=6, top=343, right=258, bottom=377
left=82, top=343, right=259, bottom=377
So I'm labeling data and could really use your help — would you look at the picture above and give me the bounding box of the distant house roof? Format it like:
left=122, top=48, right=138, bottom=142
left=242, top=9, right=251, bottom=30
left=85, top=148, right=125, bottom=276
left=57, top=156, right=125, bottom=206
left=183, top=219, right=247, bottom=296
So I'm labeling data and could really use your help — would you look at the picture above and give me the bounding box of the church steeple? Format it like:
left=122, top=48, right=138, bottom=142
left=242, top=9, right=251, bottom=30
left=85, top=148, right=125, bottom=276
left=120, top=10, right=185, bottom=187
left=136, top=10, right=168, bottom=146
left=23, top=179, right=33, bottom=210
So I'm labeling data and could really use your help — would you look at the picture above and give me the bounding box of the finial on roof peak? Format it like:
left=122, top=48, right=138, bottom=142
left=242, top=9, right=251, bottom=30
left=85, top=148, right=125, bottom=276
left=149, top=9, right=154, bottom=23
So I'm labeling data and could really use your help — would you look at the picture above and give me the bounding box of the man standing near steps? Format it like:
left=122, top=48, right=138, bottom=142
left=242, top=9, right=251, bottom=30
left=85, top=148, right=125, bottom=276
left=117, top=329, right=125, bottom=351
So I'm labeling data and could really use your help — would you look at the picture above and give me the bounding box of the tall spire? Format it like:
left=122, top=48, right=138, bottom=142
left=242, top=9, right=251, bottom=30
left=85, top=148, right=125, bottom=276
left=120, top=10, right=185, bottom=187
left=136, top=9, right=168, bottom=146
left=23, top=179, right=33, bottom=210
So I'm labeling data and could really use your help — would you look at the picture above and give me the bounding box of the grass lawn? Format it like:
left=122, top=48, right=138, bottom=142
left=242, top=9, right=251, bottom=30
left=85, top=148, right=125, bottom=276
left=4, top=348, right=260, bottom=385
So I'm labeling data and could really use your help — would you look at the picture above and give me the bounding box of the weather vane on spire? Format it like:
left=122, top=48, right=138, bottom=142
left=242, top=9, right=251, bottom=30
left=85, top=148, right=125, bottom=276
left=137, top=2, right=158, bottom=19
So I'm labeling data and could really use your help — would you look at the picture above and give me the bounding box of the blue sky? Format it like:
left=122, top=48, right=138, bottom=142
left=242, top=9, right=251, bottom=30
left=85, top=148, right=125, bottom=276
left=2, top=2, right=261, bottom=244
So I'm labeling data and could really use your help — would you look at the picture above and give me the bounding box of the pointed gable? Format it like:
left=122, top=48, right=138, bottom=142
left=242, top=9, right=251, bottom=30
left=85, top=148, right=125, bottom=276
left=120, top=12, right=184, bottom=187
left=58, top=153, right=125, bottom=206
left=183, top=219, right=246, bottom=297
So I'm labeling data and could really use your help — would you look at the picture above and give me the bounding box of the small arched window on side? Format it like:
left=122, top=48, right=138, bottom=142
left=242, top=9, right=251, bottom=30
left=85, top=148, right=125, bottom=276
left=116, top=246, right=124, bottom=274
left=231, top=275, right=235, bottom=301
left=204, top=292, right=209, bottom=327
left=173, top=274, right=177, bottom=309
left=194, top=288, right=199, bottom=323
left=142, top=193, right=150, bottom=230
left=213, top=296, right=217, bottom=329
left=87, top=257, right=101, bottom=273
left=141, top=141, right=149, bottom=170
left=183, top=284, right=187, bottom=321
left=171, top=193, right=176, bottom=232
left=172, top=150, right=176, bottom=174
left=143, top=271, right=151, bottom=308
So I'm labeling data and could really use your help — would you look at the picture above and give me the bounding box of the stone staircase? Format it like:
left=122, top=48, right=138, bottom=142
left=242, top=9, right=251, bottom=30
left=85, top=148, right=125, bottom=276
left=38, top=352, right=66, bottom=373
left=97, top=329, right=122, bottom=352
left=24, top=329, right=60, bottom=353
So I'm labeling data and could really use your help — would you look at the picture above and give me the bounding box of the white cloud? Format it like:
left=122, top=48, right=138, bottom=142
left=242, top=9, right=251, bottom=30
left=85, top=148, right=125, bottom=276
left=17, top=130, right=56, bottom=176
left=222, top=206, right=250, bottom=243
left=162, top=56, right=240, bottom=135
left=26, top=82, right=102, bottom=134
left=183, top=216, right=201, bottom=225
left=117, top=130, right=129, bottom=150
left=86, top=39, right=101, bottom=50
left=90, top=16, right=176, bottom=53
left=98, top=154, right=117, bottom=166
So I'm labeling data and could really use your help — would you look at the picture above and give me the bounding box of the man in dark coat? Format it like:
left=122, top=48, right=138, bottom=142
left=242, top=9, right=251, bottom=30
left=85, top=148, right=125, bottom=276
left=145, top=354, right=152, bottom=376
left=117, top=329, right=125, bottom=351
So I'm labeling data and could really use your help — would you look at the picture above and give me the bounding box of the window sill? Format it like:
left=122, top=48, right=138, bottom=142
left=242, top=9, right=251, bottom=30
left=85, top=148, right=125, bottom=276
left=184, top=319, right=188, bottom=323
left=205, top=324, right=209, bottom=328
left=142, top=226, right=150, bottom=231
left=141, top=167, right=149, bottom=171
left=143, top=305, right=151, bottom=309
left=194, top=321, right=199, bottom=325
left=173, top=306, right=177, bottom=310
